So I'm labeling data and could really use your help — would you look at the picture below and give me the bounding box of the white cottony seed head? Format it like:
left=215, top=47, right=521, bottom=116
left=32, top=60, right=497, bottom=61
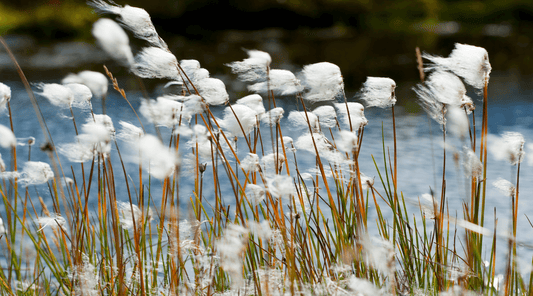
left=360, top=77, right=396, bottom=108
left=489, top=132, right=525, bottom=165
left=260, top=107, right=284, bottom=126
left=334, top=102, right=368, bottom=130
left=236, top=94, right=265, bottom=116
left=0, top=82, right=11, bottom=114
left=89, top=1, right=166, bottom=48
left=424, top=43, right=491, bottom=91
left=220, top=104, right=257, bottom=137
left=312, top=105, right=337, bottom=129
left=493, top=178, right=515, bottom=197
left=117, top=121, right=144, bottom=142
left=288, top=111, right=319, bottom=132
left=301, top=62, right=344, bottom=102
left=64, top=83, right=93, bottom=110
left=19, top=161, right=54, bottom=186
left=37, top=214, right=66, bottom=232
left=0, top=125, right=16, bottom=148
left=140, top=97, right=188, bottom=128
left=62, top=71, right=108, bottom=98
left=37, top=83, right=74, bottom=108
left=463, top=147, right=482, bottom=180
left=248, top=69, right=303, bottom=96
left=132, top=47, right=179, bottom=80
left=226, top=49, right=271, bottom=83
left=138, top=134, right=178, bottom=179
left=195, top=78, right=229, bottom=105
left=92, top=18, right=134, bottom=66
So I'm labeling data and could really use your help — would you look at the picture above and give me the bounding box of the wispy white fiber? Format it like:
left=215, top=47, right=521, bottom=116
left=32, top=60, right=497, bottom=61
left=489, top=132, right=525, bottom=165
left=37, top=213, right=66, bottom=232
left=463, top=147, right=482, bottom=180
left=37, top=83, right=73, bottom=108
left=219, top=105, right=257, bottom=137
left=312, top=105, right=337, bottom=129
left=420, top=70, right=471, bottom=108
left=116, top=121, right=144, bottom=142
left=137, top=134, right=179, bottom=179
left=235, top=94, right=265, bottom=116
left=424, top=43, right=491, bottom=91
left=300, top=62, right=343, bottom=102
left=414, top=84, right=447, bottom=127
left=91, top=18, right=134, bottom=66
left=447, top=105, right=469, bottom=140
left=132, top=47, right=179, bottom=80
left=0, top=125, right=16, bottom=148
left=359, top=77, right=396, bottom=108
left=334, top=102, right=368, bottom=130
left=216, top=223, right=249, bottom=289
left=261, top=153, right=285, bottom=175
left=62, top=71, right=108, bottom=98
left=287, top=111, right=319, bottom=132
left=336, top=130, right=358, bottom=153
left=72, top=255, right=99, bottom=296
left=64, top=83, right=93, bottom=110
left=240, top=153, right=260, bottom=172
left=18, top=161, right=54, bottom=186
left=118, top=202, right=153, bottom=230
left=89, top=1, right=166, bottom=48
left=248, top=69, right=303, bottom=96
left=260, top=107, right=284, bottom=126
left=245, top=184, right=265, bottom=205
left=140, top=97, right=188, bottom=128
left=493, top=178, right=515, bottom=197
left=266, top=175, right=294, bottom=199
left=0, top=82, right=11, bottom=114
left=226, top=49, right=271, bottom=83
left=195, top=78, right=229, bottom=105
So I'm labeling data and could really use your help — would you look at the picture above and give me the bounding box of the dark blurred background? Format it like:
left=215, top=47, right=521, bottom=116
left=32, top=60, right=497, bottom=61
left=0, top=0, right=531, bottom=106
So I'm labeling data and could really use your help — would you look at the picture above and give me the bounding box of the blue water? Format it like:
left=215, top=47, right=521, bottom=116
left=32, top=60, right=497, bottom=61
left=1, top=71, right=533, bottom=274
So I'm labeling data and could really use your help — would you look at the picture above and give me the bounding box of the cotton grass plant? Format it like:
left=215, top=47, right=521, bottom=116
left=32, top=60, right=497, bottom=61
left=0, top=1, right=531, bottom=295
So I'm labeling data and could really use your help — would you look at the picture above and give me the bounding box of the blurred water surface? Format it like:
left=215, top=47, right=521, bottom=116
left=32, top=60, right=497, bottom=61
left=1, top=70, right=533, bottom=273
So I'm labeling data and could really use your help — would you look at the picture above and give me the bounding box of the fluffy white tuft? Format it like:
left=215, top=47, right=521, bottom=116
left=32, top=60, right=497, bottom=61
left=260, top=107, right=284, bottom=126
left=62, top=71, right=108, bottom=98
left=117, top=121, right=144, bottom=142
left=288, top=111, right=319, bottom=132
left=489, top=132, right=525, bottom=165
left=89, top=1, right=166, bottom=48
left=91, top=18, right=134, bottom=66
left=493, top=178, right=515, bottom=197
left=336, top=130, right=358, bottom=153
left=248, top=69, right=303, bottom=96
left=226, top=49, right=271, bottom=83
left=300, top=62, right=343, bottom=102
left=64, top=83, right=93, bottom=110
left=0, top=82, right=11, bottom=114
left=137, top=134, right=179, bottom=179
left=312, top=105, right=337, bottom=129
left=132, top=47, right=179, bottom=80
left=37, top=83, right=73, bottom=108
left=140, top=97, right=189, bottom=128
left=424, top=43, right=491, bottom=91
left=19, top=161, right=54, bottom=186
left=334, top=102, right=368, bottom=130
left=219, top=105, right=257, bottom=137
left=0, top=125, right=16, bottom=148
left=360, top=77, right=396, bottom=108
left=195, top=78, right=229, bottom=105
left=235, top=94, right=265, bottom=116
left=463, top=147, right=482, bottom=180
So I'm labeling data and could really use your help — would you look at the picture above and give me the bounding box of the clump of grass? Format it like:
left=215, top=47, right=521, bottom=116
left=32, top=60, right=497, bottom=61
left=0, top=1, right=530, bottom=295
